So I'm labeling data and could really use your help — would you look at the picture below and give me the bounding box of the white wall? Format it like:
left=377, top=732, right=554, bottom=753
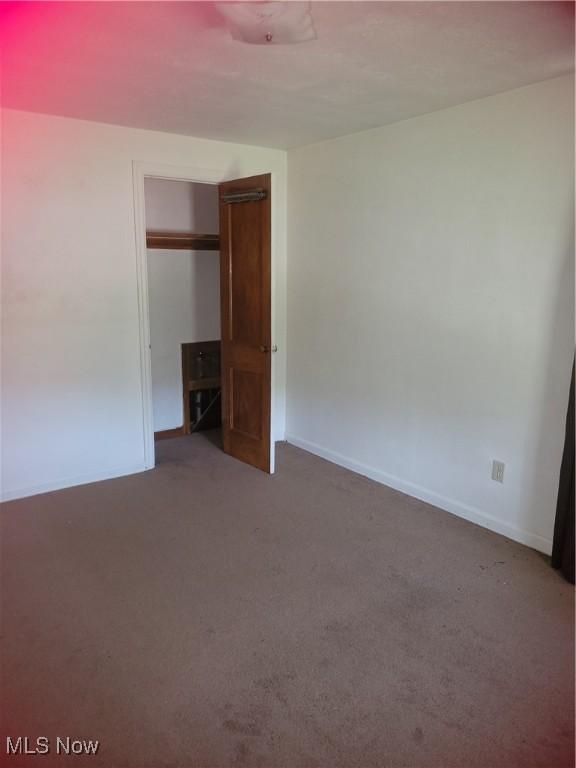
left=287, top=75, right=574, bottom=554
left=144, top=178, right=219, bottom=233
left=1, top=109, right=287, bottom=500
left=145, top=180, right=220, bottom=432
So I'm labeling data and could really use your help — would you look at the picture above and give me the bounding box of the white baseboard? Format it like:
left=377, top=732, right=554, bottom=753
left=285, top=434, right=552, bottom=556
left=1, top=463, right=149, bottom=503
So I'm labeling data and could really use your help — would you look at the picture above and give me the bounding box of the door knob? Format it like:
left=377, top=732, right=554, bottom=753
left=259, top=345, right=277, bottom=353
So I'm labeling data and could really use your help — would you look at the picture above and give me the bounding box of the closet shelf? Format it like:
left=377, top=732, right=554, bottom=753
left=187, top=376, right=221, bottom=392
left=146, top=231, right=220, bottom=250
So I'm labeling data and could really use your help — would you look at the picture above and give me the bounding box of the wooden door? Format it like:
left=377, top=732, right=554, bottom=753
left=219, top=173, right=272, bottom=472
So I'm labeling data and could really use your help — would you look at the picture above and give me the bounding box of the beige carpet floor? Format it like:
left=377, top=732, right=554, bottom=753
left=1, top=433, right=574, bottom=768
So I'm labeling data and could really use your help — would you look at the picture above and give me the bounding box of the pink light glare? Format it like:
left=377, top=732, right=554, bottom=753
left=0, top=1, right=225, bottom=120
left=1, top=2, right=72, bottom=108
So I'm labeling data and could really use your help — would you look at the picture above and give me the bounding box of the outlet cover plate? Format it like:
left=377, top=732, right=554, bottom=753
left=492, top=460, right=505, bottom=483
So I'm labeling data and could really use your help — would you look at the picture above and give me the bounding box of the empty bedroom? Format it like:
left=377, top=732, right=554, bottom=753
left=1, top=2, right=574, bottom=767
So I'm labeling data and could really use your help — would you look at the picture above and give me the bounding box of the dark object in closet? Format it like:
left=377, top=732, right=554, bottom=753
left=552, top=361, right=574, bottom=584
left=182, top=341, right=221, bottom=433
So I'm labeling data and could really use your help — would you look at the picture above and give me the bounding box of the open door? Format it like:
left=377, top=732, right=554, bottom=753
left=219, top=173, right=272, bottom=472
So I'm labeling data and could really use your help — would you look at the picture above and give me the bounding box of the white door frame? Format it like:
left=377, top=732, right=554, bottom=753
left=132, top=161, right=276, bottom=472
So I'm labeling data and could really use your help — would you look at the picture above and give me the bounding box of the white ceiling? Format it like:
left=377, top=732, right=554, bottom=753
left=1, top=1, right=573, bottom=149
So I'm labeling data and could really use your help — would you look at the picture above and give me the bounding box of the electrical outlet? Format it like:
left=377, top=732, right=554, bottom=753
left=492, top=460, right=505, bottom=483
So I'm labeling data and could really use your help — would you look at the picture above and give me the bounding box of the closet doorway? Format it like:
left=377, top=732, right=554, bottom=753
left=139, top=171, right=273, bottom=473
left=145, top=178, right=222, bottom=444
